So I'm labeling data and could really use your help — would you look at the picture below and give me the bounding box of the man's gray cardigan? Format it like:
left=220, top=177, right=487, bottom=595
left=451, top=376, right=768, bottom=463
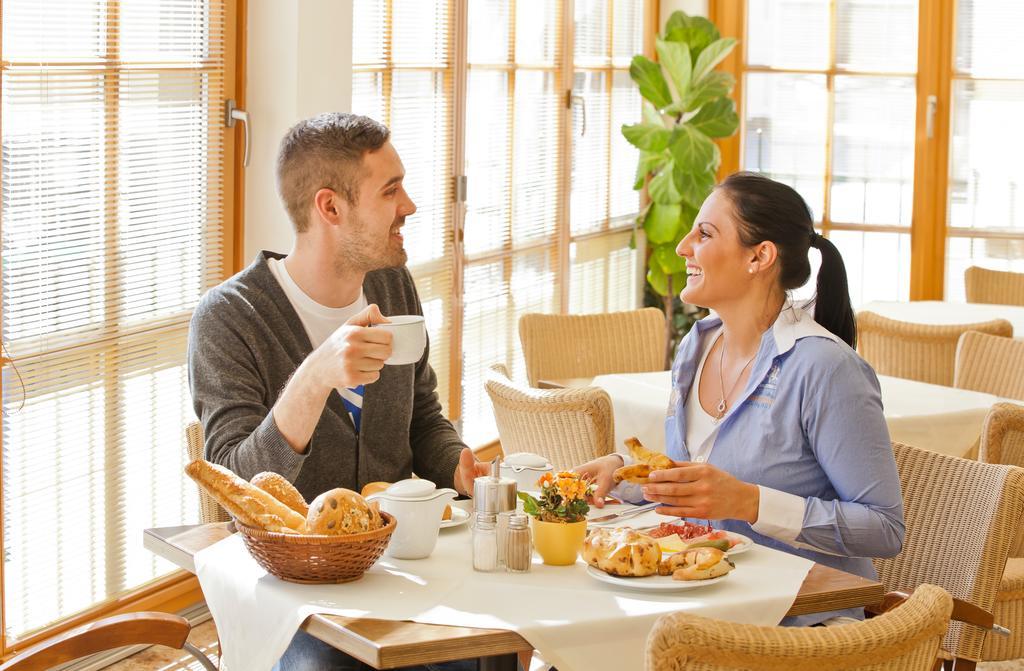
left=187, top=251, right=465, bottom=501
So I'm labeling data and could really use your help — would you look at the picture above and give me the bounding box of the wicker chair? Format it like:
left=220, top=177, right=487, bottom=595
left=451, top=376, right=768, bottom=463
left=976, top=402, right=1024, bottom=660
left=872, top=442, right=1024, bottom=668
left=646, top=583, right=952, bottom=671
left=0, top=612, right=217, bottom=671
left=954, top=331, right=1024, bottom=400
left=856, top=311, right=1013, bottom=386
left=965, top=266, right=1024, bottom=307
left=518, top=308, right=667, bottom=387
left=186, top=421, right=230, bottom=524
left=484, top=364, right=613, bottom=470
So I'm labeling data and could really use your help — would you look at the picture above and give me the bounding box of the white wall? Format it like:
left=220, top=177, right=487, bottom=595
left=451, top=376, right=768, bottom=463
left=243, top=0, right=354, bottom=261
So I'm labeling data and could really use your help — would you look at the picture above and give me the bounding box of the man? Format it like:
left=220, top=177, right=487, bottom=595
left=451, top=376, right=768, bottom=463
left=188, top=112, right=486, bottom=670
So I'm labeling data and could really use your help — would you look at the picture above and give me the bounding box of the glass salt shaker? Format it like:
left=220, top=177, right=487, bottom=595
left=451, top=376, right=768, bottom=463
left=472, top=512, right=499, bottom=572
left=504, top=513, right=532, bottom=573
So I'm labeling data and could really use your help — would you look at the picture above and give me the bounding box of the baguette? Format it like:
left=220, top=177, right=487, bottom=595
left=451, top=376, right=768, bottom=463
left=251, top=471, right=309, bottom=517
left=625, top=437, right=674, bottom=471
left=185, top=459, right=307, bottom=534
left=612, top=463, right=654, bottom=484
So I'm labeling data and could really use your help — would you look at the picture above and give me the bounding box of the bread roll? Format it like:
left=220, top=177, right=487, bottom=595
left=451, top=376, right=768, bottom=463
left=184, top=460, right=307, bottom=534
left=625, top=437, right=674, bottom=470
left=660, top=547, right=735, bottom=581
left=306, top=488, right=378, bottom=535
left=360, top=481, right=391, bottom=498
left=251, top=471, right=308, bottom=516
left=613, top=463, right=653, bottom=484
left=584, top=527, right=661, bottom=577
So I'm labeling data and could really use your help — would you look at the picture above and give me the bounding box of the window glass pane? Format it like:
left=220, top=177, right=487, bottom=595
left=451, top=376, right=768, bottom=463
left=743, top=73, right=828, bottom=219
left=947, top=80, right=1024, bottom=232
left=747, top=0, right=830, bottom=69
left=830, top=75, right=915, bottom=226
left=835, top=0, right=917, bottom=73
left=570, top=70, right=609, bottom=236
left=2, top=0, right=107, bottom=62
left=515, top=0, right=560, bottom=65
left=612, top=0, right=642, bottom=67
left=945, top=236, right=1024, bottom=302
left=609, top=70, right=641, bottom=222
left=351, top=71, right=386, bottom=121
left=465, top=70, right=511, bottom=256
left=570, top=230, right=639, bottom=314
left=120, top=0, right=218, bottom=62
left=512, top=70, right=561, bottom=246
left=829, top=230, right=911, bottom=306
left=574, top=0, right=609, bottom=67
left=468, top=0, right=510, bottom=64
left=352, top=0, right=387, bottom=65
left=391, top=0, right=448, bottom=66
left=955, top=0, right=1024, bottom=78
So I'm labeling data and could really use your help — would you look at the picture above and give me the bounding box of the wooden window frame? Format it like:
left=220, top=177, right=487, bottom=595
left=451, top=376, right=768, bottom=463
left=0, top=0, right=246, bottom=658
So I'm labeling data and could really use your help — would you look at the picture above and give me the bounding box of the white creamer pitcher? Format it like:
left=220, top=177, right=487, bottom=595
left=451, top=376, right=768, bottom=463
left=366, top=479, right=457, bottom=559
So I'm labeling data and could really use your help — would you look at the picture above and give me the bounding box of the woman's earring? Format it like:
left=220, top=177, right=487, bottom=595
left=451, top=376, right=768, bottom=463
left=748, top=267, right=755, bottom=274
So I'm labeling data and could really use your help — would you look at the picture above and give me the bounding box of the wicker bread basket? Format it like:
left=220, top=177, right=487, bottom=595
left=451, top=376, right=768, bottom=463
left=237, top=512, right=396, bottom=584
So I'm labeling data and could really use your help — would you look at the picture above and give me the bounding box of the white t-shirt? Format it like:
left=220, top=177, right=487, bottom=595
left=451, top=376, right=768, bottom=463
left=267, top=256, right=367, bottom=349
left=684, top=326, right=722, bottom=462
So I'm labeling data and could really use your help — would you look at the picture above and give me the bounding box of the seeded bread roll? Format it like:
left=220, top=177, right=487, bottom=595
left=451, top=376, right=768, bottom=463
left=306, top=488, right=377, bottom=535
left=251, top=471, right=309, bottom=517
left=184, top=459, right=307, bottom=534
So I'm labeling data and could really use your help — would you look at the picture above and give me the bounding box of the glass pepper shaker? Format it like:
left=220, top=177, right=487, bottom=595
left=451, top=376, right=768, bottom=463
left=504, top=513, right=532, bottom=573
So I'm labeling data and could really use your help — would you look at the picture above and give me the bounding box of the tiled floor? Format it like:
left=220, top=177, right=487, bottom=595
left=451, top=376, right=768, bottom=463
left=104, top=619, right=220, bottom=671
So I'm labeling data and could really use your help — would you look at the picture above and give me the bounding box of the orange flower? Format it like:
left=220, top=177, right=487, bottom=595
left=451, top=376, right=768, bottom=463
left=537, top=472, right=554, bottom=488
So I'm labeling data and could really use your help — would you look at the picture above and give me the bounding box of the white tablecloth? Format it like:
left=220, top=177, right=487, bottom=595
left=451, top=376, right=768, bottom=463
left=592, top=371, right=1001, bottom=458
left=196, top=506, right=811, bottom=671
left=859, top=300, right=1024, bottom=337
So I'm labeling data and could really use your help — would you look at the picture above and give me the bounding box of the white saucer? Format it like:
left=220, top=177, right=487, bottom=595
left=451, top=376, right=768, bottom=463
left=440, top=506, right=470, bottom=529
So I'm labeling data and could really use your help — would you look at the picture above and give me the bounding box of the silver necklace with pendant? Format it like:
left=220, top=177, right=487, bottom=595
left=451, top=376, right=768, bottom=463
left=715, top=335, right=757, bottom=423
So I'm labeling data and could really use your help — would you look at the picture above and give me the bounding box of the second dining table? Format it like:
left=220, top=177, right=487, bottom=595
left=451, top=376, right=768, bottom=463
left=540, top=371, right=1008, bottom=459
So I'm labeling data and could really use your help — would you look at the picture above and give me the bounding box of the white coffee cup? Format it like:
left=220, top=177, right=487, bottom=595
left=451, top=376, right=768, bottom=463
left=376, top=315, right=426, bottom=365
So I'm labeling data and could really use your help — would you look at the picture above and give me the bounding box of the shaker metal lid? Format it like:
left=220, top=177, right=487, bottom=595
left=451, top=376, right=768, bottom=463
left=473, top=456, right=517, bottom=513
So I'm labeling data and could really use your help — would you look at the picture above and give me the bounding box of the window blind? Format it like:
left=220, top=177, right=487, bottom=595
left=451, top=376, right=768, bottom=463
left=352, top=0, right=456, bottom=419
left=1, top=0, right=227, bottom=640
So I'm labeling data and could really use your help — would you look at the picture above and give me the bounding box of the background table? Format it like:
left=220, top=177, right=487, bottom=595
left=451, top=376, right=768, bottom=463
left=550, top=372, right=1003, bottom=459
left=145, top=523, right=884, bottom=670
left=859, top=300, right=1024, bottom=337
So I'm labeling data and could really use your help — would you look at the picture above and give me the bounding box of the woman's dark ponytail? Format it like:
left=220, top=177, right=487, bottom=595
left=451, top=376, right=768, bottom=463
left=809, top=233, right=857, bottom=348
left=719, top=172, right=857, bottom=349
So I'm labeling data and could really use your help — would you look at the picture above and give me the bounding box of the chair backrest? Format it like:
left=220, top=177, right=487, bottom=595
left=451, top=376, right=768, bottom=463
left=965, top=266, right=1024, bottom=307
left=0, top=612, right=216, bottom=671
left=518, top=308, right=667, bottom=387
left=978, top=402, right=1024, bottom=556
left=186, top=421, right=230, bottom=524
left=954, top=330, right=1024, bottom=400
left=484, top=364, right=614, bottom=470
left=873, top=442, right=1024, bottom=663
left=856, top=311, right=1013, bottom=386
left=645, top=583, right=952, bottom=671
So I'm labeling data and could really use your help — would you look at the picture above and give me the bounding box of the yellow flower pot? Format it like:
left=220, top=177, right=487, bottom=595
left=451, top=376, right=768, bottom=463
left=530, top=518, right=588, bottom=566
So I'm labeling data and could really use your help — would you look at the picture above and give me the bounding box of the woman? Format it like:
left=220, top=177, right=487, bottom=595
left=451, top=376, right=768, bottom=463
left=578, top=172, right=904, bottom=625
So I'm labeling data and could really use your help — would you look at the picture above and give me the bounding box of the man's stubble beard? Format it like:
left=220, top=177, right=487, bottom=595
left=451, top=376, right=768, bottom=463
left=332, top=212, right=408, bottom=276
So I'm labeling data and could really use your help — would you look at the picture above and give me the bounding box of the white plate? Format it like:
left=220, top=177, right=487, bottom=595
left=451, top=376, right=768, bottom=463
left=585, top=565, right=729, bottom=591
left=696, top=531, right=753, bottom=556
left=440, top=507, right=470, bottom=529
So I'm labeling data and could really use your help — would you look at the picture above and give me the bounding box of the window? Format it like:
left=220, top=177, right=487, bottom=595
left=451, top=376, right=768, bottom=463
left=1, top=0, right=238, bottom=645
left=353, top=0, right=647, bottom=445
left=714, top=0, right=1024, bottom=304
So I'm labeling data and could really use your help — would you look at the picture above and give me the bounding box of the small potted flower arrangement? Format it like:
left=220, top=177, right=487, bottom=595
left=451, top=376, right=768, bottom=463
left=517, top=471, right=594, bottom=565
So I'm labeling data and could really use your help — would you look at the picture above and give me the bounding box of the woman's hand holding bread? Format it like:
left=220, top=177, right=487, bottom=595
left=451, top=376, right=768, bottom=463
left=643, top=462, right=760, bottom=524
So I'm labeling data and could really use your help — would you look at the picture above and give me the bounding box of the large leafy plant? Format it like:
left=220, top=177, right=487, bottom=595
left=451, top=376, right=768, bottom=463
left=622, top=11, right=739, bottom=359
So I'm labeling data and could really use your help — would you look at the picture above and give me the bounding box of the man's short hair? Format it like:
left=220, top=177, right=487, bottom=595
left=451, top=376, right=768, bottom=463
left=276, top=113, right=391, bottom=233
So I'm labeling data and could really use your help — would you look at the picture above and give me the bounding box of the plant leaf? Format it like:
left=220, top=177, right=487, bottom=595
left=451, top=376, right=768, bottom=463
left=683, top=71, right=735, bottom=113
left=629, top=55, right=673, bottom=109
left=644, top=202, right=683, bottom=244
left=688, top=98, right=739, bottom=138
left=647, top=264, right=669, bottom=296
left=647, top=160, right=683, bottom=204
left=652, top=243, right=687, bottom=274
left=633, top=150, right=668, bottom=190
left=669, top=125, right=716, bottom=175
left=517, top=492, right=540, bottom=517
left=655, top=38, right=692, bottom=103
left=621, top=123, right=673, bottom=152
left=676, top=168, right=717, bottom=209
left=666, top=14, right=719, bottom=59
left=692, top=38, right=736, bottom=84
